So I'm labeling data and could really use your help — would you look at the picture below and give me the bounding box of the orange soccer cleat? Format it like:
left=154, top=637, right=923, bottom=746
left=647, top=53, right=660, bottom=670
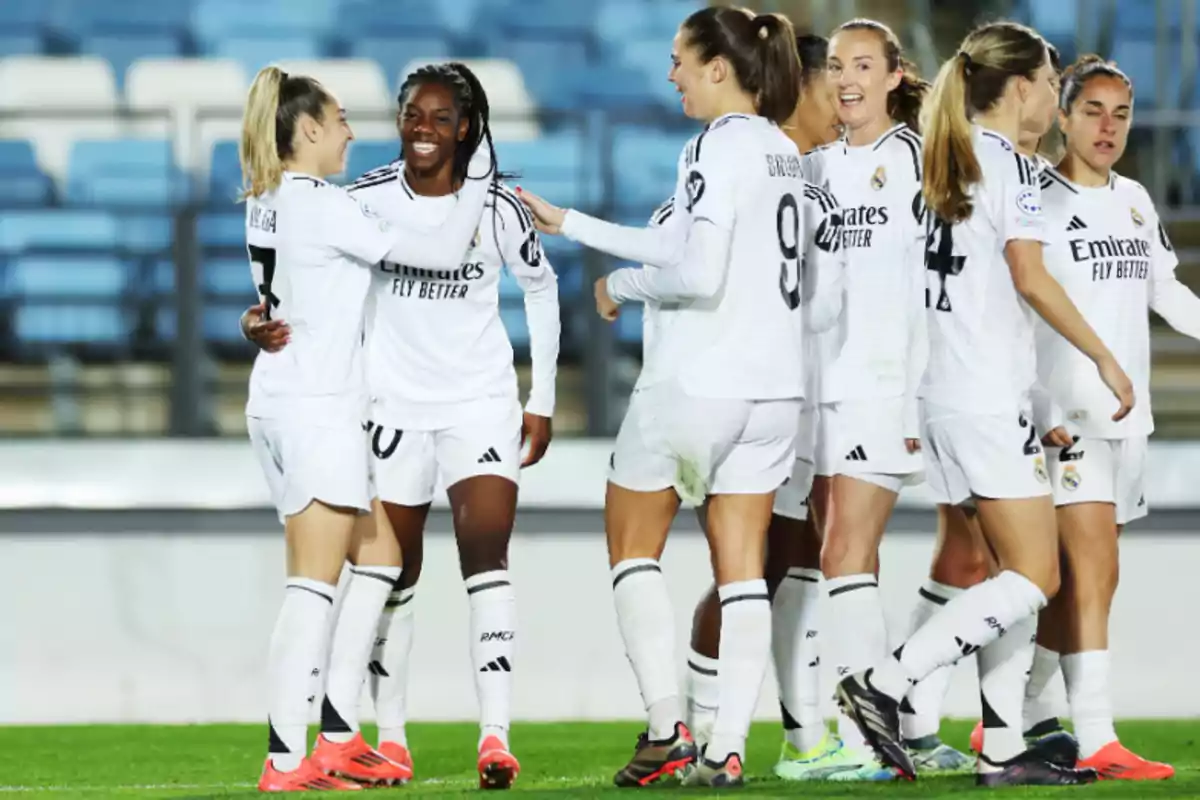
left=970, top=720, right=983, bottom=755
left=477, top=735, right=521, bottom=790
left=377, top=741, right=414, bottom=777
left=258, top=757, right=363, bottom=792
left=1077, top=741, right=1174, bottom=781
left=310, top=732, right=413, bottom=787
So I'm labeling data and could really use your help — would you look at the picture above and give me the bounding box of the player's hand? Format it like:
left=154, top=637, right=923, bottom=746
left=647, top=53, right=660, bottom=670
left=1042, top=426, right=1073, bottom=447
left=1097, top=355, right=1134, bottom=421
left=905, top=438, right=921, bottom=454
left=515, top=187, right=565, bottom=235
left=241, top=304, right=290, bottom=352
left=594, top=277, right=619, bottom=321
left=520, top=412, right=553, bottom=467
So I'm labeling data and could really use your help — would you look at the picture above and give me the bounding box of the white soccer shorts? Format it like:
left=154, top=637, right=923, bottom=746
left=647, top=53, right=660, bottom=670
left=1046, top=435, right=1148, bottom=525
left=814, top=397, right=924, bottom=493
left=369, top=399, right=523, bottom=507
left=608, top=379, right=800, bottom=504
left=773, top=403, right=816, bottom=521
left=922, top=402, right=1052, bottom=506
left=248, top=416, right=373, bottom=524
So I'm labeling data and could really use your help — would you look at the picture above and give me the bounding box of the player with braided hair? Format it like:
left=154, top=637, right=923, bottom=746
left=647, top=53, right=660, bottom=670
left=244, top=61, right=560, bottom=789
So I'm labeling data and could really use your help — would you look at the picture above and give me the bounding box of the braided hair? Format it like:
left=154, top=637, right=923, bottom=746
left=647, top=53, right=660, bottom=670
left=397, top=62, right=501, bottom=186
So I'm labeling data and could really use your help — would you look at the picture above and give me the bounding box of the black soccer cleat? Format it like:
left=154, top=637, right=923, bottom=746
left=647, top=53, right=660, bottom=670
left=1028, top=730, right=1080, bottom=768
left=835, top=670, right=916, bottom=780
left=612, top=721, right=698, bottom=788
left=976, top=748, right=1099, bottom=786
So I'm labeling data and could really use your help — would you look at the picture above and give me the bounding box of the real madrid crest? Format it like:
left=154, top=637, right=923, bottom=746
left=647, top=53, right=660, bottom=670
left=1131, top=207, right=1145, bottom=227
left=1034, top=456, right=1049, bottom=484
left=871, top=165, right=887, bottom=191
left=1061, top=465, right=1080, bottom=491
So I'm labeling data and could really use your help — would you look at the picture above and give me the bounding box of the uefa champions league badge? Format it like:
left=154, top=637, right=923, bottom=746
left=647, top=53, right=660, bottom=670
left=1061, top=465, right=1081, bottom=491
left=1016, top=188, right=1042, bottom=216
left=871, top=165, right=887, bottom=191
left=1131, top=207, right=1145, bottom=227
left=1034, top=456, right=1049, bottom=484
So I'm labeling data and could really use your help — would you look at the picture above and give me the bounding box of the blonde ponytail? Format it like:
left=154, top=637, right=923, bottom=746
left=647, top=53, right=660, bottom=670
left=240, top=66, right=285, bottom=199
left=922, top=54, right=979, bottom=223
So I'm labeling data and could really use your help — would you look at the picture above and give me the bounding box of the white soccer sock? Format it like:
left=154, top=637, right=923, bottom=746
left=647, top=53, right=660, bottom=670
left=466, top=569, right=517, bottom=750
left=611, top=558, right=680, bottom=741
left=321, top=566, right=400, bottom=743
left=901, top=580, right=963, bottom=741
left=686, top=649, right=719, bottom=748
left=869, top=571, right=1047, bottom=703
left=370, top=583, right=416, bottom=747
left=1022, top=644, right=1062, bottom=732
left=267, top=577, right=336, bottom=772
left=1061, top=651, right=1117, bottom=758
left=772, top=567, right=825, bottom=754
left=708, top=579, right=772, bottom=763
left=825, top=573, right=888, bottom=751
left=977, top=614, right=1037, bottom=763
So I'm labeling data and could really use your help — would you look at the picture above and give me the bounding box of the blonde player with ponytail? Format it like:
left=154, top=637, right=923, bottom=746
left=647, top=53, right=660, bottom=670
left=238, top=65, right=493, bottom=792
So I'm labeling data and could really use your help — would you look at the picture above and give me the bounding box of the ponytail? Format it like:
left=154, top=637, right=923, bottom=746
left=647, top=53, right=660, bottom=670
left=240, top=66, right=285, bottom=199
left=922, top=54, right=979, bottom=223
left=753, top=13, right=801, bottom=125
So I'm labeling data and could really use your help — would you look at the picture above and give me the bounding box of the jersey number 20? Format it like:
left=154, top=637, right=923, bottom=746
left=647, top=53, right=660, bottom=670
left=248, top=245, right=280, bottom=320
left=776, top=193, right=802, bottom=310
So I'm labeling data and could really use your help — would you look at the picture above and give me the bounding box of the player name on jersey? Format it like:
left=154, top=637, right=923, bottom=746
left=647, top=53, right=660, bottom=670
left=1068, top=235, right=1152, bottom=282
left=765, top=153, right=804, bottom=178
left=380, top=260, right=486, bottom=300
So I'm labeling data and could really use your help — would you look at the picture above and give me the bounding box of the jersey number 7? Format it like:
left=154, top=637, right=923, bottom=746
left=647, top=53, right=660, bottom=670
left=248, top=245, right=280, bottom=320
left=925, top=217, right=966, bottom=312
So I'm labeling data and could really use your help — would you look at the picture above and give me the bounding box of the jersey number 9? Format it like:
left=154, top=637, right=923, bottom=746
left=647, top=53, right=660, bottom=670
left=776, top=192, right=801, bottom=311
left=248, top=245, right=280, bottom=320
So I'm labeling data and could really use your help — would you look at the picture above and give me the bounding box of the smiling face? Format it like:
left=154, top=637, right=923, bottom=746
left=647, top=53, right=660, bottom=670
left=826, top=28, right=900, bottom=133
left=1060, top=74, right=1132, bottom=172
left=307, top=95, right=353, bottom=177
left=669, top=27, right=725, bottom=122
left=399, top=81, right=467, bottom=175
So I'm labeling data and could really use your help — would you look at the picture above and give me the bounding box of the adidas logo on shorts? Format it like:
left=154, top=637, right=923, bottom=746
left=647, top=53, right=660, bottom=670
left=478, top=447, right=502, bottom=464
left=845, top=445, right=868, bottom=461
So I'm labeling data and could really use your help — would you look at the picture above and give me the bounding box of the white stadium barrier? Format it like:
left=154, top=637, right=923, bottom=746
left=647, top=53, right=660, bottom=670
left=0, top=440, right=1198, bottom=724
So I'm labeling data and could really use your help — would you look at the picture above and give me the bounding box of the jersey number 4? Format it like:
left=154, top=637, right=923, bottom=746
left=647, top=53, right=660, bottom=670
left=925, top=217, right=966, bottom=312
left=248, top=245, right=280, bottom=320
left=776, top=192, right=802, bottom=310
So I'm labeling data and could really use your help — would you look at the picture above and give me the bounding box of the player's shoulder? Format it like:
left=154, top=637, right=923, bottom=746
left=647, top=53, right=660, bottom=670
left=486, top=179, right=536, bottom=236
left=872, top=124, right=923, bottom=182
left=346, top=160, right=402, bottom=198
left=977, top=130, right=1038, bottom=187
left=1110, top=171, right=1153, bottom=206
left=684, top=112, right=756, bottom=164
left=1038, top=165, right=1080, bottom=203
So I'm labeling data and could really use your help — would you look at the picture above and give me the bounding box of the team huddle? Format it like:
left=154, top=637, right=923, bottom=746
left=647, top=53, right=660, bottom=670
left=234, top=3, right=1197, bottom=793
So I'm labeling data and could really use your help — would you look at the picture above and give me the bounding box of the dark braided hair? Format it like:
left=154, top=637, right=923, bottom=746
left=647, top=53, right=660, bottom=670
left=397, top=61, right=501, bottom=186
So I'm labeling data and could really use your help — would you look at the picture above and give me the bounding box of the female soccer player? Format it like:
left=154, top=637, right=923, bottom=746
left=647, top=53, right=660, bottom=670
left=519, top=6, right=844, bottom=787
left=1021, top=54, right=1195, bottom=780
left=238, top=65, right=493, bottom=792
left=245, top=62, right=557, bottom=790
left=835, top=21, right=1132, bottom=786
left=681, top=31, right=850, bottom=781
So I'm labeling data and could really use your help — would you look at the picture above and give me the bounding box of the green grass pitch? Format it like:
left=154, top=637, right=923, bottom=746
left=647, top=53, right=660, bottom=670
left=1, top=720, right=1198, bottom=797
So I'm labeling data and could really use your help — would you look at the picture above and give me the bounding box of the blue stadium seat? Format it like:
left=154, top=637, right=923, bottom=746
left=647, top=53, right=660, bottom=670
left=198, top=211, right=246, bottom=248
left=59, top=0, right=192, bottom=36
left=494, top=134, right=593, bottom=210
left=0, top=35, right=44, bottom=57
left=499, top=306, right=530, bottom=348
left=150, top=259, right=176, bottom=295
left=344, top=141, right=400, bottom=182
left=0, top=141, right=54, bottom=207
left=0, top=4, right=50, bottom=33
left=81, top=35, right=183, bottom=88
left=614, top=302, right=643, bottom=344
left=66, top=140, right=188, bottom=208
left=7, top=255, right=129, bottom=298
left=1110, top=38, right=1181, bottom=108
left=155, top=304, right=254, bottom=345
left=351, top=36, right=452, bottom=88
left=490, top=40, right=590, bottom=110
left=617, top=39, right=681, bottom=111
left=337, top=1, right=448, bottom=37
left=120, top=215, right=174, bottom=255
left=192, top=0, right=335, bottom=41
left=0, top=211, right=119, bottom=253
left=14, top=306, right=132, bottom=345
left=203, top=257, right=253, bottom=298
left=491, top=0, right=596, bottom=37
left=208, top=142, right=243, bottom=206
left=612, top=127, right=687, bottom=213
left=210, top=37, right=324, bottom=75
left=1025, top=1, right=1077, bottom=39
left=1113, top=0, right=1184, bottom=37
left=571, top=66, right=657, bottom=112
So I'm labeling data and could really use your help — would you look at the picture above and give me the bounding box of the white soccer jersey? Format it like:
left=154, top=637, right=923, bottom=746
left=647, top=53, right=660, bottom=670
left=801, top=124, right=927, bottom=432
left=602, top=113, right=841, bottom=400
left=348, top=162, right=560, bottom=430
left=245, top=172, right=395, bottom=423
left=1034, top=168, right=1200, bottom=438
left=921, top=126, right=1047, bottom=414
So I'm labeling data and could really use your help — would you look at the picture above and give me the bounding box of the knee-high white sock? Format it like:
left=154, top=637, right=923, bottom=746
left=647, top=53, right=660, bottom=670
left=772, top=567, right=825, bottom=754
left=466, top=569, right=517, bottom=750
left=825, top=573, right=888, bottom=751
left=686, top=649, right=719, bottom=748
left=1022, top=644, right=1062, bottom=732
left=321, top=566, right=400, bottom=743
left=977, top=614, right=1037, bottom=764
left=869, top=571, right=1047, bottom=703
left=708, top=579, right=772, bottom=764
left=611, top=558, right=680, bottom=741
left=370, top=583, right=416, bottom=748
left=902, top=580, right=964, bottom=741
left=268, top=578, right=337, bottom=772
left=1061, top=651, right=1117, bottom=758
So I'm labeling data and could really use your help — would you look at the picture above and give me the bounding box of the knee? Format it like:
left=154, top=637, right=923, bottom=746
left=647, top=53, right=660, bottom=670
left=458, top=532, right=510, bottom=579
left=399, top=558, right=422, bottom=590
left=820, top=527, right=872, bottom=577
